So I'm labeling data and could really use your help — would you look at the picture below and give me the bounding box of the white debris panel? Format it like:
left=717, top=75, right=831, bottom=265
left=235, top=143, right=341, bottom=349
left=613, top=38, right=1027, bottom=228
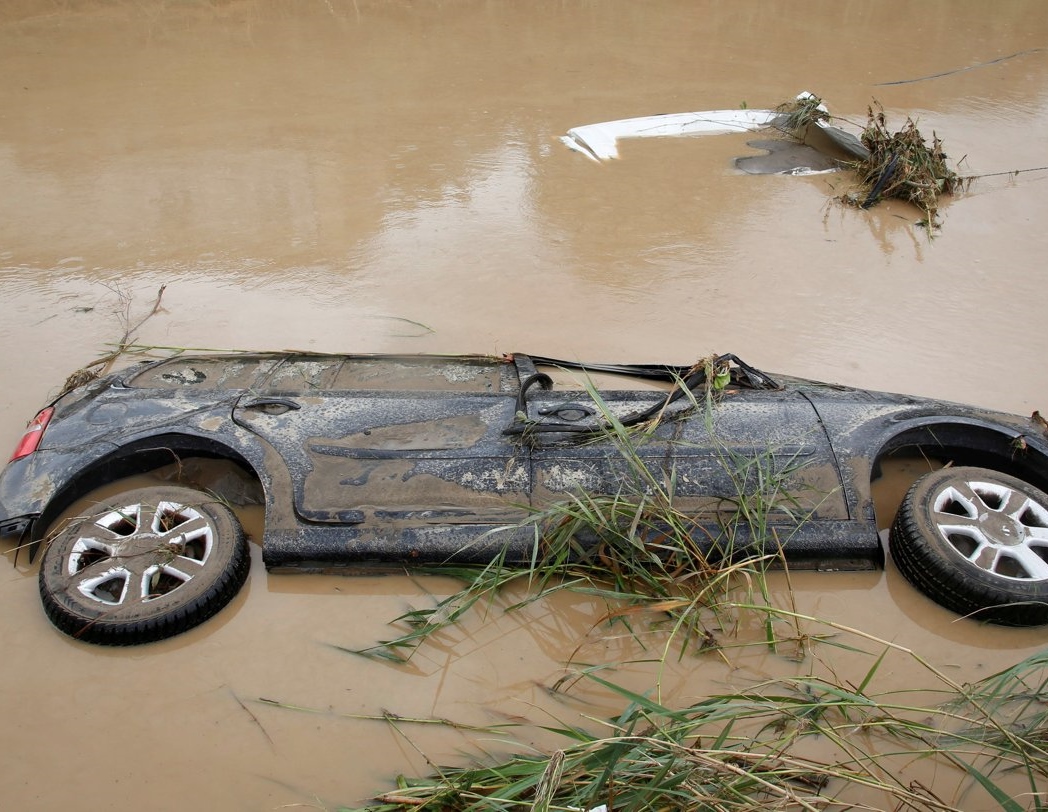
left=561, top=108, right=783, bottom=161
left=560, top=92, right=852, bottom=164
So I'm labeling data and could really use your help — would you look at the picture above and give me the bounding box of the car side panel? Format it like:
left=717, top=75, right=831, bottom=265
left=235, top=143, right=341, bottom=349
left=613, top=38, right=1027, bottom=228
left=520, top=385, right=876, bottom=567
left=527, top=387, right=849, bottom=517
left=234, top=392, right=531, bottom=527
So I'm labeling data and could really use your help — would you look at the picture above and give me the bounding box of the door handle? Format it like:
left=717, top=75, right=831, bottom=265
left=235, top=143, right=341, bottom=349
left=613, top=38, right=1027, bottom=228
left=537, top=403, right=596, bottom=421
left=239, top=398, right=302, bottom=416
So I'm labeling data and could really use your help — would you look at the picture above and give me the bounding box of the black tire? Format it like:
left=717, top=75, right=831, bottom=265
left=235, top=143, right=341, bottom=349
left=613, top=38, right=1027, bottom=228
left=890, top=466, right=1048, bottom=626
left=39, top=486, right=250, bottom=645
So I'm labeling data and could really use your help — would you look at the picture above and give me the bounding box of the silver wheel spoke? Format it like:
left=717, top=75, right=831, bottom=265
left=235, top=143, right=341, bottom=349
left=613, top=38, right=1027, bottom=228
left=94, top=505, right=145, bottom=536
left=1006, top=544, right=1048, bottom=580
left=73, top=561, right=133, bottom=607
left=168, top=556, right=206, bottom=578
left=973, top=547, right=998, bottom=571
left=963, top=539, right=991, bottom=565
left=998, top=488, right=1031, bottom=520
left=147, top=504, right=206, bottom=538
left=154, top=518, right=210, bottom=545
left=87, top=524, right=137, bottom=545
left=933, top=519, right=989, bottom=560
left=1025, top=525, right=1048, bottom=543
left=962, top=482, right=991, bottom=509
left=70, top=555, right=125, bottom=585
left=140, top=563, right=196, bottom=600
left=933, top=513, right=982, bottom=535
left=942, top=483, right=979, bottom=516
left=166, top=523, right=214, bottom=565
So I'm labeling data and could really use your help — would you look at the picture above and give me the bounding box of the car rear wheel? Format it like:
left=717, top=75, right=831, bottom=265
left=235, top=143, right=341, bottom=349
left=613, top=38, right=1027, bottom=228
left=890, top=467, right=1048, bottom=626
left=39, top=486, right=250, bottom=644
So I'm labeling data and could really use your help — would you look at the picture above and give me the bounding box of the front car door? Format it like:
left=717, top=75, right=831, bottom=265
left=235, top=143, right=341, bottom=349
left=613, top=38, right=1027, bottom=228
left=233, top=354, right=531, bottom=564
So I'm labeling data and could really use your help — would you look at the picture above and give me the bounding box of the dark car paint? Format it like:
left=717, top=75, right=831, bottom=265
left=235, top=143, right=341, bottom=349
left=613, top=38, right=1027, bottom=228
left=2, top=353, right=1046, bottom=576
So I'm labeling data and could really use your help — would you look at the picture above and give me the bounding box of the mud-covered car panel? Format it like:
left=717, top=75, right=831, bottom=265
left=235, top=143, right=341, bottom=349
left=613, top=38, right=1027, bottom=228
left=3, top=352, right=1048, bottom=579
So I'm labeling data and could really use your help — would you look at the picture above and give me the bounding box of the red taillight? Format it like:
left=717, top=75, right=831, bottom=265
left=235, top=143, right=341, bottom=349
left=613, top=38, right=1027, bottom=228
left=9, top=407, right=54, bottom=462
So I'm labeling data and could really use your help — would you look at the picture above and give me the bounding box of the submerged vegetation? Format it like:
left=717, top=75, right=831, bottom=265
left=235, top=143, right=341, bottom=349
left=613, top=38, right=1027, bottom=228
left=350, top=358, right=812, bottom=664
left=331, top=364, right=1046, bottom=811
left=351, top=648, right=1048, bottom=811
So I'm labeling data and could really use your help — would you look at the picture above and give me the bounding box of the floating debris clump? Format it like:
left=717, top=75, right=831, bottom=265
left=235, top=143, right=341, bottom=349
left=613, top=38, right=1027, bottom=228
left=848, top=102, right=962, bottom=226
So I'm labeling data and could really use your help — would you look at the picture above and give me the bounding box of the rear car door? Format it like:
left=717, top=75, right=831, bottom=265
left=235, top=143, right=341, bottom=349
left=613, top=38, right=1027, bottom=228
left=232, top=355, right=530, bottom=530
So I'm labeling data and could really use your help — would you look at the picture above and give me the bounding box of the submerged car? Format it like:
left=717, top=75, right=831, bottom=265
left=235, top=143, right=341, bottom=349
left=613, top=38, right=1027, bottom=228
left=2, top=352, right=1047, bottom=645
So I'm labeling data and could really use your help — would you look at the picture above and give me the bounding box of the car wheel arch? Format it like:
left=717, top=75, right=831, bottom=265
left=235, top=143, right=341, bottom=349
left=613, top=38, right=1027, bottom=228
left=869, top=420, right=1048, bottom=496
left=32, top=432, right=268, bottom=548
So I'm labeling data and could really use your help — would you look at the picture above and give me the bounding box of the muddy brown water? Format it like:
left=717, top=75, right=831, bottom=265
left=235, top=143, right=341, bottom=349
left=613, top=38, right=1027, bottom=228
left=1, top=2, right=1047, bottom=809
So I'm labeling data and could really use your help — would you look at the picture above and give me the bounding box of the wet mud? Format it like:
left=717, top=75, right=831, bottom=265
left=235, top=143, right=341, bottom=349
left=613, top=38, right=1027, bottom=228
left=2, top=1, right=1048, bottom=809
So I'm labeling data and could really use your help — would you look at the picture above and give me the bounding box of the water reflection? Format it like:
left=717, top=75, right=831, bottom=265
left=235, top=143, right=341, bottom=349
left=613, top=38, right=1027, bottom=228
left=2, top=2, right=1048, bottom=809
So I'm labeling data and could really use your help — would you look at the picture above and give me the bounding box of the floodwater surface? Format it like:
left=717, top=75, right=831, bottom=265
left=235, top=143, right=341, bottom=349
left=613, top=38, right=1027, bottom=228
left=1, top=2, right=1047, bottom=810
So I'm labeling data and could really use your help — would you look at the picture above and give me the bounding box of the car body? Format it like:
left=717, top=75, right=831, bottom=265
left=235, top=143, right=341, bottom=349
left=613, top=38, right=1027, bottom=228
left=3, top=351, right=1048, bottom=642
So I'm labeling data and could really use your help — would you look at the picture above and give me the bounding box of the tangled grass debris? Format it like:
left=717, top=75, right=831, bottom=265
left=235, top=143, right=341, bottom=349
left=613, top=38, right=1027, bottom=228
left=777, top=95, right=963, bottom=229
left=59, top=283, right=167, bottom=396
left=347, top=647, right=1048, bottom=811
left=848, top=102, right=962, bottom=226
left=776, top=93, right=830, bottom=133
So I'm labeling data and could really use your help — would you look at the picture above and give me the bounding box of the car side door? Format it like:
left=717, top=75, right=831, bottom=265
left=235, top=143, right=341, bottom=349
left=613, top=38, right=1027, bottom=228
left=517, top=369, right=854, bottom=563
left=232, top=355, right=531, bottom=531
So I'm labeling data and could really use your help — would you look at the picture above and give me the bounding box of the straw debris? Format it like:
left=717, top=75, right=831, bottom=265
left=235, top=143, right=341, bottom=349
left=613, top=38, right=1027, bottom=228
left=776, top=93, right=829, bottom=133
left=59, top=283, right=167, bottom=396
left=776, top=95, right=963, bottom=228
left=847, top=102, right=961, bottom=226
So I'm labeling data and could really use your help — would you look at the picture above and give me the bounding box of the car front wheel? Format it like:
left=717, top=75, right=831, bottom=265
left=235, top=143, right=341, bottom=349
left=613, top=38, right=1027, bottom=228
left=39, top=486, right=250, bottom=645
left=890, top=466, right=1048, bottom=626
